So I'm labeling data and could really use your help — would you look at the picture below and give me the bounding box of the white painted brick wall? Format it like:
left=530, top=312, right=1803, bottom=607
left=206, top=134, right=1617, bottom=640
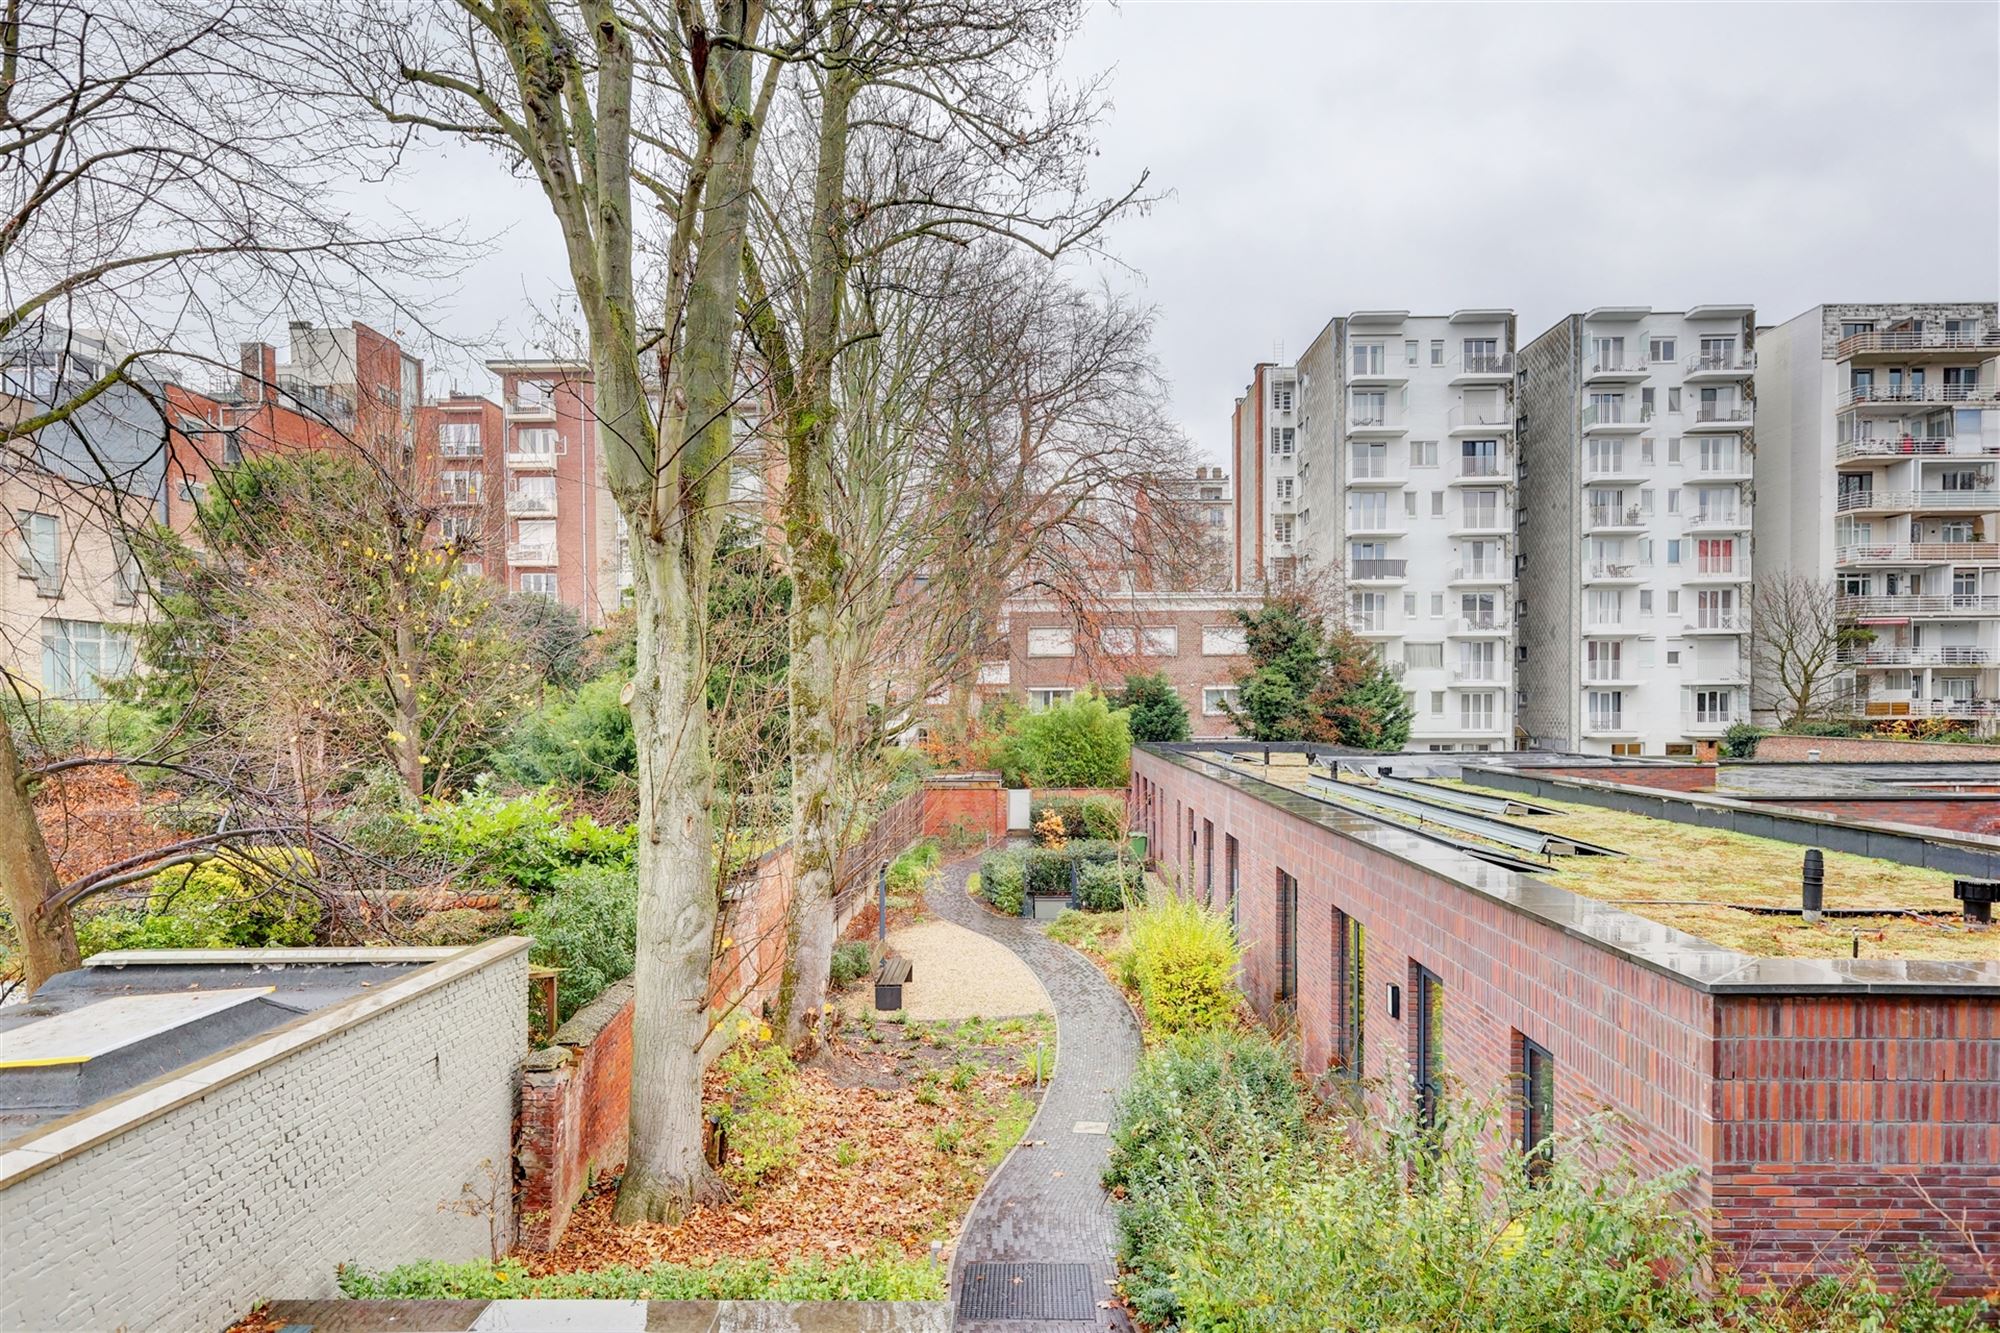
left=0, top=944, right=528, bottom=1332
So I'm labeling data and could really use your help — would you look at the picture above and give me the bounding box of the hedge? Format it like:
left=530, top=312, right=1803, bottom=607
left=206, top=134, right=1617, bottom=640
left=978, top=842, right=1136, bottom=914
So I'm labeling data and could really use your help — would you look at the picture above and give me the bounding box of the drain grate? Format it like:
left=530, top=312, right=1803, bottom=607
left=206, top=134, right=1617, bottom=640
left=958, top=1262, right=1097, bottom=1320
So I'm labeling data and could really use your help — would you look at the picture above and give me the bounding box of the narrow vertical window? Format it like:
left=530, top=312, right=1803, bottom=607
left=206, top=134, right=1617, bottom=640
left=1413, top=964, right=1445, bottom=1132
left=1334, top=910, right=1366, bottom=1078
left=1275, top=870, right=1299, bottom=1004
left=1202, top=819, right=1215, bottom=905
left=1520, top=1034, right=1554, bottom=1180
left=1224, top=836, right=1239, bottom=932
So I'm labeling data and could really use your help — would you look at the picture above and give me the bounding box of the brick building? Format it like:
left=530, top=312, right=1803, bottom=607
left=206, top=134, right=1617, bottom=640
left=982, top=593, right=1260, bottom=736
left=1133, top=742, right=1999, bottom=1291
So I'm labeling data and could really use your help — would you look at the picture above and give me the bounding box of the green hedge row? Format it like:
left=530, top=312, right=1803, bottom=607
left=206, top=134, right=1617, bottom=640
left=976, top=842, right=1139, bottom=915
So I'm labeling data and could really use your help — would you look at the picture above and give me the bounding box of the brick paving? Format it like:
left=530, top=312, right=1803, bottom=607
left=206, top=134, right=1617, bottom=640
left=929, top=856, right=1142, bottom=1331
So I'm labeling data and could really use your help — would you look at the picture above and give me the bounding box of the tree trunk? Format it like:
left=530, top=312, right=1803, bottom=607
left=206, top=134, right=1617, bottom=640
left=0, top=709, right=80, bottom=991
left=392, top=620, right=423, bottom=797
left=614, top=547, right=728, bottom=1222
left=776, top=600, right=842, bottom=1044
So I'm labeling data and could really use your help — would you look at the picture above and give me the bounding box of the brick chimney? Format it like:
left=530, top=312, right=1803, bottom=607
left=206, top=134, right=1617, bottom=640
left=238, top=342, right=276, bottom=402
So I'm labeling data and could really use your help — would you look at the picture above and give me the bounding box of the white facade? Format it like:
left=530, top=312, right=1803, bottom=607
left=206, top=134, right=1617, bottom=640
left=1518, top=306, right=1756, bottom=756
left=1755, top=303, right=2000, bottom=730
left=1231, top=363, right=1299, bottom=589
left=1296, top=310, right=1520, bottom=751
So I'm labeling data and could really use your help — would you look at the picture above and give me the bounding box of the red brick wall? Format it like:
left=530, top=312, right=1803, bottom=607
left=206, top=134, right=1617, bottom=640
left=516, top=980, right=633, bottom=1251
left=1537, top=764, right=1717, bottom=792
left=1711, top=995, right=1999, bottom=1289
left=1134, top=750, right=1718, bottom=1210
left=1759, top=798, right=2000, bottom=837
left=923, top=781, right=1006, bottom=845
left=1003, top=602, right=1254, bottom=738
left=1756, top=734, right=2000, bottom=763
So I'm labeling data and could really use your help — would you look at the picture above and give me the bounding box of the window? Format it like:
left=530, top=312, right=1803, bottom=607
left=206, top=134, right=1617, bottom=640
left=1841, top=321, right=1875, bottom=340
left=1405, top=340, right=1420, bottom=366
left=1430, top=593, right=1444, bottom=617
left=1410, top=440, right=1439, bottom=467
left=1667, top=386, right=1682, bottom=414
left=1403, top=593, right=1417, bottom=616
left=1349, top=591, right=1387, bottom=631
left=1406, top=642, right=1443, bottom=671
left=1026, top=627, right=1074, bottom=657
left=1202, top=626, right=1247, bottom=656
left=1026, top=687, right=1074, bottom=711
left=439, top=421, right=483, bottom=456
left=1334, top=911, right=1365, bottom=1078
left=1429, top=690, right=1445, bottom=715
left=518, top=572, right=558, bottom=597
left=1349, top=492, right=1389, bottom=530
left=1099, top=626, right=1136, bottom=655
left=510, top=426, right=558, bottom=458
left=1641, top=386, right=1654, bottom=417
left=1141, top=627, right=1178, bottom=656
left=1649, top=336, right=1676, bottom=362
left=1270, top=426, right=1295, bottom=456
left=1639, top=589, right=1654, bottom=614
left=1587, top=690, right=1624, bottom=731
left=1275, top=870, right=1299, bottom=1004
left=1403, top=491, right=1417, bottom=517
left=1431, top=491, right=1445, bottom=518
left=39, top=619, right=133, bottom=699
left=1592, top=336, right=1625, bottom=371
left=111, top=541, right=138, bottom=606
left=1202, top=819, right=1215, bottom=904
left=1666, top=538, right=1682, bottom=565
left=1519, top=1035, right=1554, bottom=1179
left=1275, top=476, right=1295, bottom=500
left=1413, top=964, right=1445, bottom=1132
left=1666, top=589, right=1680, bottom=613
left=1460, top=692, right=1496, bottom=731
left=1350, top=391, right=1386, bottom=426
left=511, top=379, right=555, bottom=410
left=1351, top=342, right=1387, bottom=376
left=1224, top=836, right=1239, bottom=932
left=15, top=511, right=57, bottom=594
left=440, top=513, right=481, bottom=544
left=1693, top=689, right=1733, bottom=724
left=1271, top=380, right=1294, bottom=412
left=1667, top=489, right=1681, bottom=515
left=439, top=470, right=482, bottom=504
left=1586, top=640, right=1621, bottom=682
left=1350, top=441, right=1388, bottom=478
left=1273, top=516, right=1295, bottom=544
left=1667, top=437, right=1682, bottom=464
left=1430, top=340, right=1444, bottom=366
left=1202, top=685, right=1240, bottom=716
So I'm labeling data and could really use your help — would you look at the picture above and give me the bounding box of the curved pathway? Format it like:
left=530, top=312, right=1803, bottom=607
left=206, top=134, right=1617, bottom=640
left=929, top=854, right=1141, bottom=1331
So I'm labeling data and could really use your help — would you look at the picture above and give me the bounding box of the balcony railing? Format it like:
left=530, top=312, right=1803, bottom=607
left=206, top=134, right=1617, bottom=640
left=505, top=492, right=557, bottom=517
left=1450, top=616, right=1509, bottom=635
left=1686, top=559, right=1748, bottom=578
left=1686, top=612, right=1749, bottom=633
left=1838, top=594, right=2000, bottom=617
left=1457, top=457, right=1506, bottom=479
left=1836, top=488, right=1999, bottom=514
left=1837, top=541, right=2000, bottom=565
left=1587, top=505, right=1646, bottom=528
left=1840, top=645, right=1990, bottom=666
left=1454, top=508, right=1505, bottom=531
left=439, top=442, right=484, bottom=458
left=1453, top=352, right=1514, bottom=377
left=1582, top=456, right=1644, bottom=480
left=1836, top=435, right=2000, bottom=461
left=1349, top=558, right=1408, bottom=580
left=1838, top=383, right=1997, bottom=411
left=1450, top=665, right=1502, bottom=683
left=1691, top=403, right=1752, bottom=426
left=1855, top=698, right=2000, bottom=720
left=1447, top=402, right=1513, bottom=433
left=1837, top=329, right=2000, bottom=359
left=505, top=447, right=558, bottom=469
left=506, top=540, right=558, bottom=566
left=1452, top=563, right=1507, bottom=581
left=505, top=396, right=557, bottom=418
left=1581, top=402, right=1639, bottom=429
left=1682, top=708, right=1738, bottom=732
left=1583, top=714, right=1632, bottom=735
left=1585, top=562, right=1638, bottom=581
left=1347, top=617, right=1393, bottom=634
left=1587, top=358, right=1647, bottom=378
left=1684, top=350, right=1755, bottom=376
left=1686, top=509, right=1748, bottom=531
left=1583, top=661, right=1627, bottom=683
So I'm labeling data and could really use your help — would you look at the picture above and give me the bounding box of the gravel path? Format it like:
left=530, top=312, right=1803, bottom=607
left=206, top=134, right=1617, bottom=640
left=928, top=855, right=1141, bottom=1331
left=838, top=918, right=1050, bottom=1022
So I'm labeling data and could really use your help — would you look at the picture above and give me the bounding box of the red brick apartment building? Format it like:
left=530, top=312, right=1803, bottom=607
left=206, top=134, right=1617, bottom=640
left=983, top=593, right=1262, bottom=737
left=1132, top=743, right=2000, bottom=1291
left=483, top=359, right=624, bottom=626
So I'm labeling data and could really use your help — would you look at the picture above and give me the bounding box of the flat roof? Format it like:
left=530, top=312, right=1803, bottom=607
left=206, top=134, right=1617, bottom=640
left=1147, top=746, right=2000, bottom=995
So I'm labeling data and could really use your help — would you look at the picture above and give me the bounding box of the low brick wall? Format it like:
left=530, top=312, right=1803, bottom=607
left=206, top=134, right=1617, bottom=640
left=922, top=776, right=1006, bottom=846
left=0, top=940, right=530, bottom=1332
left=516, top=979, right=634, bottom=1252
left=1538, top=764, right=1716, bottom=792
left=1756, top=796, right=2000, bottom=837
left=1756, top=734, right=2000, bottom=763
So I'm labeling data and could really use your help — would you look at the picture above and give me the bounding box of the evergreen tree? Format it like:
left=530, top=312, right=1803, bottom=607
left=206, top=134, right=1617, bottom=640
left=1229, top=593, right=1412, bottom=750
left=1114, top=671, right=1192, bottom=744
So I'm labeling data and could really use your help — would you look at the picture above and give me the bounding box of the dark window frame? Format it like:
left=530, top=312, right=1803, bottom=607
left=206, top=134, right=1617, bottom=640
left=1334, top=910, right=1365, bottom=1078
left=1520, top=1034, right=1554, bottom=1180
left=1412, top=963, right=1445, bottom=1132
left=1275, top=869, right=1299, bottom=1004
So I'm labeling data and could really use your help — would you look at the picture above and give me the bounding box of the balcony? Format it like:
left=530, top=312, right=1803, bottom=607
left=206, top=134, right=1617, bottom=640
left=1835, top=488, right=1999, bottom=515
left=1838, top=594, right=2000, bottom=619
left=1582, top=402, right=1648, bottom=434
left=1837, top=383, right=1997, bottom=412
left=1586, top=505, right=1647, bottom=533
left=1450, top=665, right=1504, bottom=684
left=1450, top=457, right=1508, bottom=484
left=1346, top=360, right=1407, bottom=387
left=1582, top=458, right=1649, bottom=484
left=1346, top=464, right=1408, bottom=488
left=1450, top=562, right=1509, bottom=584
left=1584, top=358, right=1650, bottom=385
left=1448, top=616, right=1510, bottom=636
left=1836, top=435, right=2000, bottom=462
left=1346, top=410, right=1406, bottom=439
left=1681, top=708, right=1740, bottom=736
left=1447, top=402, right=1514, bottom=436
left=1685, top=508, right=1749, bottom=533
left=438, top=489, right=482, bottom=508
left=438, top=443, right=484, bottom=460
left=506, top=541, right=558, bottom=566
left=1450, top=509, right=1509, bottom=536
left=1837, top=542, right=2000, bottom=567
left=1450, top=352, right=1514, bottom=384
left=1347, top=618, right=1400, bottom=640
left=505, top=447, right=558, bottom=470
left=1840, top=645, right=1990, bottom=667
left=1346, top=515, right=1407, bottom=538
left=1348, top=558, right=1408, bottom=582
left=1690, top=457, right=1753, bottom=482
left=1854, top=698, right=2000, bottom=721
left=1683, top=559, right=1749, bottom=582
left=1582, top=716, right=1637, bottom=738
left=505, top=491, right=557, bottom=517
left=1583, top=562, right=1643, bottom=584
left=1836, top=328, right=2000, bottom=362
left=1583, top=620, right=1638, bottom=636
left=1582, top=660, right=1630, bottom=684
left=504, top=396, right=558, bottom=420
left=1687, top=402, right=1752, bottom=432
left=1684, top=613, right=1749, bottom=636
left=1683, top=350, right=1755, bottom=380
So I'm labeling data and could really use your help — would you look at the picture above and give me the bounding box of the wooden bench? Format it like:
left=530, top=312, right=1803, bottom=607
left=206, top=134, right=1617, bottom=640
left=873, top=956, right=913, bottom=1012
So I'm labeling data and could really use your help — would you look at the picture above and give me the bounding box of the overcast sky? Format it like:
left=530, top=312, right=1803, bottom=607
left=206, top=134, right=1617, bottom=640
left=370, top=1, right=2000, bottom=466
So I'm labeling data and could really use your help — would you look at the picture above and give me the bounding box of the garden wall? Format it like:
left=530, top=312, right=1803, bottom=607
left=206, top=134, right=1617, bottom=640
left=921, top=774, right=1006, bottom=846
left=517, top=979, right=634, bottom=1251
left=1755, top=734, right=2000, bottom=763
left=0, top=938, right=529, bottom=1332
left=1535, top=764, right=1716, bottom=792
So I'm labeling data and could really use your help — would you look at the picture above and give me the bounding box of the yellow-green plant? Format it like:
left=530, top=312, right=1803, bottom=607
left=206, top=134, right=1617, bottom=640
left=1125, top=893, right=1240, bottom=1035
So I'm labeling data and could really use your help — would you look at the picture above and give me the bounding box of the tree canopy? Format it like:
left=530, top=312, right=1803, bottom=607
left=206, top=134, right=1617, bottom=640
left=1229, top=594, right=1412, bottom=751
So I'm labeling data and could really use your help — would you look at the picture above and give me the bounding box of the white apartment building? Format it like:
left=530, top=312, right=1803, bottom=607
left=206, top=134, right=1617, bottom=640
left=1755, top=304, right=2000, bottom=731
left=1295, top=310, right=1520, bottom=752
left=1517, top=306, right=1756, bottom=756
left=1230, top=363, right=1300, bottom=589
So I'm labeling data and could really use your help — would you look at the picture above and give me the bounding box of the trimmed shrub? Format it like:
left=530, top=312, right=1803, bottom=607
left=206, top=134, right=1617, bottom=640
left=978, top=853, right=1026, bottom=916
left=829, top=941, right=871, bottom=990
left=1722, top=720, right=1764, bottom=758
left=1076, top=859, right=1140, bottom=912
left=519, top=864, right=637, bottom=1020
left=1001, top=689, right=1131, bottom=787
left=1030, top=794, right=1124, bottom=843
left=1124, top=893, right=1239, bottom=1034
left=410, top=783, right=634, bottom=895
left=1025, top=847, right=1072, bottom=895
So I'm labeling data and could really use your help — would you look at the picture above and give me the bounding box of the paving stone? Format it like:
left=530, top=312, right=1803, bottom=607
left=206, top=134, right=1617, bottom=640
left=927, top=859, right=1141, bottom=1332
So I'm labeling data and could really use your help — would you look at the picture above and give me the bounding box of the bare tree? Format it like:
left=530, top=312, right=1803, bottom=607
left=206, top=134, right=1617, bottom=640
left=1750, top=572, right=1865, bottom=730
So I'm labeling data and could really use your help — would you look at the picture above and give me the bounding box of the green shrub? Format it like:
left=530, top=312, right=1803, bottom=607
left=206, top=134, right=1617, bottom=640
left=78, top=851, right=323, bottom=955
left=1066, top=837, right=1122, bottom=865
left=1029, top=795, right=1125, bottom=842
left=1076, top=860, right=1140, bottom=912
left=715, top=1028, right=800, bottom=1188
left=410, top=783, right=633, bottom=895
left=1112, top=671, right=1192, bottom=745
left=1124, top=893, right=1238, bottom=1034
left=519, top=864, right=637, bottom=1020
left=1722, top=720, right=1764, bottom=758
left=978, top=853, right=1025, bottom=915
left=1, top=696, right=167, bottom=762
left=402, top=907, right=509, bottom=947
left=337, top=1254, right=943, bottom=1300
left=491, top=673, right=637, bottom=791
left=1001, top=689, right=1131, bottom=788
left=1792, top=717, right=1863, bottom=738
left=1025, top=847, right=1071, bottom=895
left=885, top=840, right=942, bottom=895
left=829, top=941, right=872, bottom=990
